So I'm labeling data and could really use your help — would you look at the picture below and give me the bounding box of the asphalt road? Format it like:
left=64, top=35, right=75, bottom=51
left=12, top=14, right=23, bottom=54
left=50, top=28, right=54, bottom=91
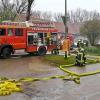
left=0, top=52, right=100, bottom=100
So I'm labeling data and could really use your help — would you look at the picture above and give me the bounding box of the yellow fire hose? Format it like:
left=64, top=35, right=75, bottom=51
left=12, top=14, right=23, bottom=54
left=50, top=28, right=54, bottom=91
left=0, top=58, right=99, bottom=96
left=0, top=80, right=22, bottom=96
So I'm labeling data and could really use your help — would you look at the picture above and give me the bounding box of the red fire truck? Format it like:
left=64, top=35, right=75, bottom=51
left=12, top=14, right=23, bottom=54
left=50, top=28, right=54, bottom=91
left=0, top=21, right=59, bottom=58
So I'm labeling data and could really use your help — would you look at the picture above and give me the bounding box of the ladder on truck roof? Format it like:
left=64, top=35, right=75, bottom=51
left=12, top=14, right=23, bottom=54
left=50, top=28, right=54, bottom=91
left=1, top=21, right=32, bottom=27
left=1, top=20, right=55, bottom=28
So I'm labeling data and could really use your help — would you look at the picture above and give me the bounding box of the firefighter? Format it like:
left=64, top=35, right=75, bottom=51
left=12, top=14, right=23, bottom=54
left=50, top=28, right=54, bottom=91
left=77, top=40, right=85, bottom=48
left=62, top=36, right=71, bottom=58
left=77, top=40, right=81, bottom=48
left=75, top=47, right=86, bottom=66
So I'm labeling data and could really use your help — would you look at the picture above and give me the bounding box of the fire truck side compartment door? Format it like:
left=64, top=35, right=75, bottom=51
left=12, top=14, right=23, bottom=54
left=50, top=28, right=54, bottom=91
left=14, top=28, right=26, bottom=49
left=26, top=32, right=37, bottom=52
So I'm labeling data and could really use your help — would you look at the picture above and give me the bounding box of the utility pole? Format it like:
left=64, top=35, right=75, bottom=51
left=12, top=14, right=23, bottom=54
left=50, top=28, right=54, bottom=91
left=65, top=0, right=68, bottom=37
left=61, top=0, right=69, bottom=59
left=64, top=0, right=68, bottom=58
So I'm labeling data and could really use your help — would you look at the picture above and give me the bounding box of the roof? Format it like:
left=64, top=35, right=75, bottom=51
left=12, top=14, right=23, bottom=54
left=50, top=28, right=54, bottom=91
left=54, top=22, right=83, bottom=34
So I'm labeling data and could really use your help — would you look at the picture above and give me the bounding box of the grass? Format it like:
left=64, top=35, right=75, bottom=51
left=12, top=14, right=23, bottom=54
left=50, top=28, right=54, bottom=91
left=44, top=55, right=99, bottom=66
left=44, top=55, right=75, bottom=66
left=85, top=47, right=100, bottom=56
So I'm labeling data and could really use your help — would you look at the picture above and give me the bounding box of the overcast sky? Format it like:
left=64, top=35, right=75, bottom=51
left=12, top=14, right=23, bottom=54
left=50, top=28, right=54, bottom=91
left=33, top=0, right=100, bottom=14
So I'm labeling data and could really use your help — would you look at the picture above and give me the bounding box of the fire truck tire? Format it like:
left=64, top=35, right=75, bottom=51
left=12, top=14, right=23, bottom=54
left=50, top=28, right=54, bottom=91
left=38, top=46, right=47, bottom=56
left=2, top=48, right=11, bottom=59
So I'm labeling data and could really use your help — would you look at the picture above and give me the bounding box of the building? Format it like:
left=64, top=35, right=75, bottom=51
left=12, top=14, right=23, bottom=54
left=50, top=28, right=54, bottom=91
left=54, top=22, right=87, bottom=44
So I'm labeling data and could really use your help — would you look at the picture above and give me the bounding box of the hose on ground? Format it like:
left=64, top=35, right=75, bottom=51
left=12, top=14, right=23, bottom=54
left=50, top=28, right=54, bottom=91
left=0, top=58, right=99, bottom=96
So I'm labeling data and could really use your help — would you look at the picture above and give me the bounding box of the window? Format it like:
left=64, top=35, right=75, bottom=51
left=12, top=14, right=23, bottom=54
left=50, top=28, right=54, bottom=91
left=51, top=33, right=57, bottom=44
left=44, top=33, right=47, bottom=37
left=28, top=32, right=38, bottom=45
left=38, top=33, right=43, bottom=38
left=0, top=28, right=6, bottom=36
left=15, top=28, right=23, bottom=36
left=28, top=35, right=33, bottom=45
left=38, top=33, right=43, bottom=44
left=8, top=29, right=13, bottom=36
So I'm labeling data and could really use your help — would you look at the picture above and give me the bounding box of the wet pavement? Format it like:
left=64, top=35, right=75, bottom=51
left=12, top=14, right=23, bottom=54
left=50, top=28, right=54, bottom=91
left=0, top=52, right=100, bottom=100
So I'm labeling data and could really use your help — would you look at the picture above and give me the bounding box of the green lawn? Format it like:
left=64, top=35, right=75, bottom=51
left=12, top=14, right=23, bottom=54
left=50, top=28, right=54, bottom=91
left=44, top=55, right=99, bottom=66
left=85, top=47, right=100, bottom=56
left=44, top=55, right=75, bottom=66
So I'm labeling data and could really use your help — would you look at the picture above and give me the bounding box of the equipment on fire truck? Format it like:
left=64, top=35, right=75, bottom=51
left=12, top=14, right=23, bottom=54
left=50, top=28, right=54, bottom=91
left=2, top=20, right=55, bottom=28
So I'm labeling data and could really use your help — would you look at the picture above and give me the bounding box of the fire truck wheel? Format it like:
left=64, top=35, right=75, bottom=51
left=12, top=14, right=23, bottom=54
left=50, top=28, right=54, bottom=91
left=38, top=46, right=47, bottom=56
left=2, top=48, right=11, bottom=59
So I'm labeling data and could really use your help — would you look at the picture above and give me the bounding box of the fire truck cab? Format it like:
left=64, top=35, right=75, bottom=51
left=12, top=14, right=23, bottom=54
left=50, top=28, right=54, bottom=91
left=0, top=21, right=59, bottom=58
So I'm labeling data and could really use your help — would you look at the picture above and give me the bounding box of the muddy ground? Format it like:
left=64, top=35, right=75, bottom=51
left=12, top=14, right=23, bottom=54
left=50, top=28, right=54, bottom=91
left=0, top=51, right=100, bottom=100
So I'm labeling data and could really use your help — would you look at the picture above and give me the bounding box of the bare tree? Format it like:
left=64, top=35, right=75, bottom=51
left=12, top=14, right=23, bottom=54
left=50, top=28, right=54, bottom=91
left=31, top=10, right=53, bottom=21
left=0, top=0, right=36, bottom=21
left=12, top=0, right=28, bottom=20
left=0, top=0, right=15, bottom=20
left=41, top=12, right=53, bottom=21
left=32, top=10, right=42, bottom=19
left=68, top=9, right=86, bottom=23
left=26, top=0, right=35, bottom=21
left=54, top=13, right=63, bottom=22
left=89, top=10, right=100, bottom=20
left=0, top=0, right=28, bottom=21
left=13, top=0, right=28, bottom=14
left=68, top=8, right=100, bottom=23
